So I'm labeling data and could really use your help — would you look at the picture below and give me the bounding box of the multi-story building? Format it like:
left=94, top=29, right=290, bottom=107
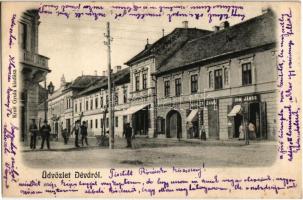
left=155, top=10, right=277, bottom=140
left=47, top=75, right=101, bottom=138
left=73, top=67, right=130, bottom=137
left=19, top=9, right=50, bottom=144
left=125, top=22, right=211, bottom=138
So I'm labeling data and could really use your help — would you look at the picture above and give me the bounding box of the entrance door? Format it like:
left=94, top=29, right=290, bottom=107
left=208, top=105, right=219, bottom=139
left=249, top=102, right=260, bottom=138
left=134, top=109, right=148, bottom=135
left=166, top=110, right=182, bottom=138
left=234, top=114, right=243, bottom=138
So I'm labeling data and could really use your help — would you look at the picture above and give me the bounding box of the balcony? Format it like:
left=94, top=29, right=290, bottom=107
left=20, top=50, right=50, bottom=82
left=20, top=50, right=49, bottom=70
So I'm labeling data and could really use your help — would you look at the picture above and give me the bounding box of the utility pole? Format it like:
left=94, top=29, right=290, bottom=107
left=104, top=22, right=114, bottom=149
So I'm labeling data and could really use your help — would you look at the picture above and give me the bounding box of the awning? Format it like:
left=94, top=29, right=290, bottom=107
left=121, top=104, right=149, bottom=115
left=228, top=105, right=242, bottom=117
left=186, top=109, right=198, bottom=122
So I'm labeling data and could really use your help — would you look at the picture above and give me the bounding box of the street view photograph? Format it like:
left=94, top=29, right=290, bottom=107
left=19, top=3, right=278, bottom=168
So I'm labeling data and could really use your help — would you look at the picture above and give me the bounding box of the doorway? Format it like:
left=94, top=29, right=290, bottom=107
left=234, top=114, right=243, bottom=138
left=133, top=109, right=148, bottom=135
left=166, top=110, right=182, bottom=139
left=249, top=102, right=260, bottom=138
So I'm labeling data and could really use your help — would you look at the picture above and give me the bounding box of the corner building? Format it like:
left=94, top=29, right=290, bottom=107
left=155, top=10, right=277, bottom=140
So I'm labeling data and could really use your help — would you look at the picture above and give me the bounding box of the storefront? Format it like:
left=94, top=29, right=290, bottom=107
left=227, top=94, right=267, bottom=140
left=185, top=99, right=218, bottom=139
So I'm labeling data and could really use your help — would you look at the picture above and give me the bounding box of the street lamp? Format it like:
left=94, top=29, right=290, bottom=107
left=44, top=80, right=54, bottom=122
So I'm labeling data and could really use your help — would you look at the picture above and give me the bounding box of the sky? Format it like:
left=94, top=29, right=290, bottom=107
left=34, top=2, right=266, bottom=88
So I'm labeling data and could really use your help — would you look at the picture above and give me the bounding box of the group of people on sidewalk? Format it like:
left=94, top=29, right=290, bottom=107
left=28, top=119, right=90, bottom=150
left=239, top=121, right=257, bottom=140
left=29, top=119, right=52, bottom=150
left=69, top=120, right=89, bottom=148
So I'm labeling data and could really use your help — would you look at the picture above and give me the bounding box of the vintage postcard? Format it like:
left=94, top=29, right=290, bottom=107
left=1, top=1, right=301, bottom=198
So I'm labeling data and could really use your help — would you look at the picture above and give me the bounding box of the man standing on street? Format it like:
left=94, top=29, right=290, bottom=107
left=123, top=123, right=132, bottom=148
left=80, top=121, right=88, bottom=146
left=40, top=120, right=51, bottom=150
left=29, top=119, right=38, bottom=149
left=71, top=120, right=80, bottom=147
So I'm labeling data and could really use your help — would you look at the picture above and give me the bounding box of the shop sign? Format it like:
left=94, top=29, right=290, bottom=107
left=233, top=94, right=259, bottom=104
left=189, top=99, right=218, bottom=108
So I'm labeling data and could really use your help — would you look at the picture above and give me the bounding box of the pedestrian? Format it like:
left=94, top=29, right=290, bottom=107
left=200, top=125, right=206, bottom=140
left=248, top=121, right=256, bottom=140
left=29, top=119, right=38, bottom=149
left=239, top=123, right=244, bottom=140
left=123, top=123, right=132, bottom=148
left=80, top=121, right=88, bottom=146
left=71, top=120, right=80, bottom=147
left=40, top=120, right=51, bottom=150
left=60, top=122, right=67, bottom=145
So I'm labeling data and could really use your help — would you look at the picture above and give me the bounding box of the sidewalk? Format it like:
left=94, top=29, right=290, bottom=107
left=21, top=137, right=100, bottom=152
left=22, top=136, right=276, bottom=152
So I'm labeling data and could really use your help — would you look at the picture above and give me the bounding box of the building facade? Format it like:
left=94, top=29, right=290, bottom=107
left=73, top=67, right=130, bottom=137
left=155, top=10, right=277, bottom=140
left=125, top=23, right=211, bottom=138
left=19, top=10, right=50, bottom=144
left=47, top=75, right=101, bottom=139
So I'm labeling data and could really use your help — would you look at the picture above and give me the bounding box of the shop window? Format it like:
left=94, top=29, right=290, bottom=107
left=191, top=74, right=198, bottom=94
left=135, top=74, right=140, bottom=91
left=224, top=68, right=229, bottom=86
left=142, top=73, right=147, bottom=89
left=175, top=78, right=182, bottom=97
left=209, top=71, right=214, bottom=88
left=164, top=80, right=170, bottom=97
left=242, top=63, right=252, bottom=85
left=214, top=69, right=223, bottom=89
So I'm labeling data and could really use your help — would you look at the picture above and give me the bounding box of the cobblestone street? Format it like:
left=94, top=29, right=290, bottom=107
left=22, top=137, right=277, bottom=168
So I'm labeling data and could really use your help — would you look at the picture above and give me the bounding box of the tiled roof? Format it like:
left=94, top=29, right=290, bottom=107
left=76, top=67, right=130, bottom=97
left=125, top=28, right=212, bottom=66
left=157, top=11, right=276, bottom=75
left=69, top=75, right=102, bottom=89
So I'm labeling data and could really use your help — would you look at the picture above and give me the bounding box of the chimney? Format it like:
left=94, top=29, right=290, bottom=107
left=212, top=26, right=220, bottom=32
left=102, top=70, right=106, bottom=76
left=94, top=70, right=98, bottom=76
left=262, top=7, right=271, bottom=14
left=220, top=21, right=229, bottom=30
left=145, top=38, right=151, bottom=49
left=182, top=21, right=189, bottom=28
left=116, top=65, right=121, bottom=72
